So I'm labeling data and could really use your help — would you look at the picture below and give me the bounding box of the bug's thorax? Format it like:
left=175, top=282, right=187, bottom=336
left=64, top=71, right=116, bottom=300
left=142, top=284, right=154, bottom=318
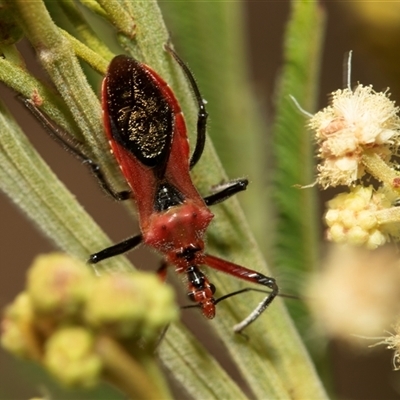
left=143, top=198, right=214, bottom=270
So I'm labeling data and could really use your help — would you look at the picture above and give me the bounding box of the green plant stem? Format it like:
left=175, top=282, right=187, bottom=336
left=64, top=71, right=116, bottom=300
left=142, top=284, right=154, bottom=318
left=363, top=151, right=400, bottom=194
left=0, top=44, right=24, bottom=66
left=13, top=0, right=119, bottom=176
left=79, top=0, right=107, bottom=18
left=160, top=323, right=247, bottom=399
left=0, top=56, right=79, bottom=137
left=60, top=29, right=110, bottom=73
left=272, top=0, right=324, bottom=277
left=96, top=335, right=171, bottom=400
left=59, top=0, right=115, bottom=61
left=0, top=99, right=130, bottom=273
left=96, top=0, right=135, bottom=38
left=375, top=207, right=400, bottom=224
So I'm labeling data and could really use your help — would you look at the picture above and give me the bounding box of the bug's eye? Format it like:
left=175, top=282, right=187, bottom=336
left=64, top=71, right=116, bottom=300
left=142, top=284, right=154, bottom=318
left=187, top=292, right=196, bottom=302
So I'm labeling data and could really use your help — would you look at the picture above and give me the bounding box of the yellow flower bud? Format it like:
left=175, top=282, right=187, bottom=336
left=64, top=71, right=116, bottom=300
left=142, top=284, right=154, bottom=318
left=1, top=293, right=39, bottom=360
left=27, top=253, right=93, bottom=318
left=325, top=186, right=396, bottom=249
left=85, top=272, right=177, bottom=339
left=44, top=327, right=102, bottom=387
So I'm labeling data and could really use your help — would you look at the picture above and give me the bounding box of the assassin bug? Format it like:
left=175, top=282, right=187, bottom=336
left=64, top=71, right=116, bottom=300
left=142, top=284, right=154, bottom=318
left=23, top=45, right=278, bottom=333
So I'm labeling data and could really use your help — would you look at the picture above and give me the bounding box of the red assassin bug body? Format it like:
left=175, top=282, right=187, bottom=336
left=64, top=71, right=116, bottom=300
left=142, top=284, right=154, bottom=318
left=23, top=46, right=278, bottom=332
left=101, top=55, right=216, bottom=317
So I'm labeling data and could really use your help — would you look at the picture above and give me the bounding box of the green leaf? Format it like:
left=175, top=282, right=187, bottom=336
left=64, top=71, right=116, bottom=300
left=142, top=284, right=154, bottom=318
left=272, top=1, right=325, bottom=282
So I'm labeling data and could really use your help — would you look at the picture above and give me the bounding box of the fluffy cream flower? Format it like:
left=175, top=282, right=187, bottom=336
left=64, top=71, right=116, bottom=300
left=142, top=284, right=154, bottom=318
left=310, top=85, right=400, bottom=188
left=306, top=245, right=400, bottom=343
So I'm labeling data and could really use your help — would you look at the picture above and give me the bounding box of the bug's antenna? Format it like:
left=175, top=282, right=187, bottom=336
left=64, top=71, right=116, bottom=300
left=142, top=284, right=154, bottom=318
left=344, top=50, right=353, bottom=91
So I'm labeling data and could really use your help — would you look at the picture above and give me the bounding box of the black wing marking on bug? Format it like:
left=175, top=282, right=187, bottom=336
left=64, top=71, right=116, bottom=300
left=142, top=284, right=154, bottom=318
left=104, top=55, right=174, bottom=171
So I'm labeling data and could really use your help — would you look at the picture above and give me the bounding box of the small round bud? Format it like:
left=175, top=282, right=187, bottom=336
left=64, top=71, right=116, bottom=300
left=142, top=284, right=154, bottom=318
left=44, top=327, right=102, bottom=387
left=366, top=230, right=387, bottom=249
left=325, top=209, right=340, bottom=226
left=347, top=226, right=369, bottom=245
left=340, top=209, right=357, bottom=229
left=327, top=223, right=346, bottom=243
left=137, top=276, right=178, bottom=339
left=1, top=293, right=38, bottom=359
left=85, top=272, right=177, bottom=339
left=357, top=210, right=376, bottom=230
left=324, top=186, right=394, bottom=249
left=27, top=253, right=93, bottom=318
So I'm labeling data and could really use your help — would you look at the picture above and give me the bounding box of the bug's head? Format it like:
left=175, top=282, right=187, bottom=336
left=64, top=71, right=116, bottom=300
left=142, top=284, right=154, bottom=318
left=186, top=265, right=216, bottom=319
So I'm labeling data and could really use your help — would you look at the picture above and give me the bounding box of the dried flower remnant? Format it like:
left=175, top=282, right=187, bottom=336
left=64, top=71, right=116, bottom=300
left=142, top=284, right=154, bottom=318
left=306, top=245, right=400, bottom=343
left=324, top=185, right=400, bottom=249
left=309, top=85, right=400, bottom=188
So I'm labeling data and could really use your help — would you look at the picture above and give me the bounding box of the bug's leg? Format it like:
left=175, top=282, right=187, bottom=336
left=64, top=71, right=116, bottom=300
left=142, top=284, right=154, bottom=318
left=21, top=97, right=131, bottom=201
left=82, top=159, right=131, bottom=201
left=214, top=288, right=298, bottom=304
left=203, top=178, right=249, bottom=206
left=203, top=254, right=278, bottom=333
left=165, top=44, right=208, bottom=170
left=88, top=234, right=143, bottom=264
left=183, top=288, right=297, bottom=310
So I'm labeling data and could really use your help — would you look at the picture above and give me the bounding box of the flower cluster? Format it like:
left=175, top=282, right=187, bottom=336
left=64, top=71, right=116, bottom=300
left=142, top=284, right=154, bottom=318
left=310, top=85, right=400, bottom=188
left=308, top=83, right=400, bottom=251
left=324, top=186, right=400, bottom=249
left=305, top=77, right=400, bottom=369
left=1, top=253, right=177, bottom=388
